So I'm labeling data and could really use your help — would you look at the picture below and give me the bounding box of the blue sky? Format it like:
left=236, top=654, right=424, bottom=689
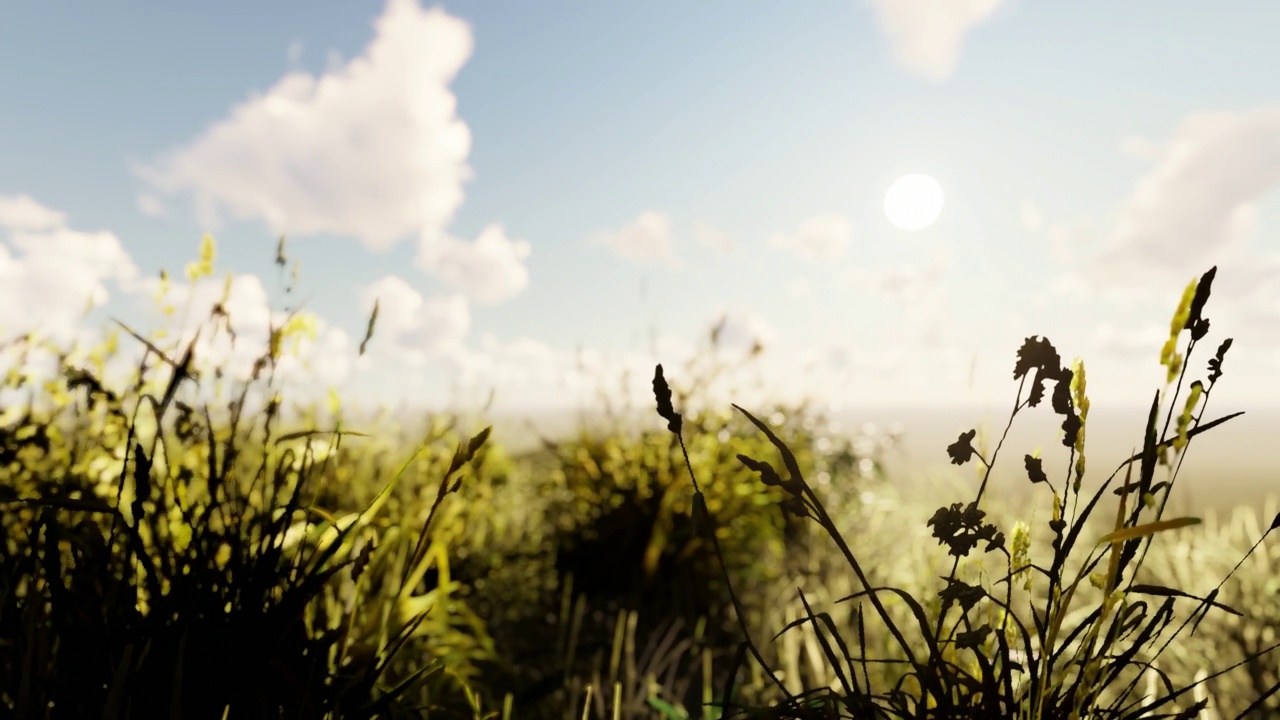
left=2, top=0, right=1278, bottom=425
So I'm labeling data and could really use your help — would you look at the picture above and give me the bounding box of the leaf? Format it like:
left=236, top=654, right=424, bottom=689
left=646, top=696, right=688, bottom=720
left=1127, top=584, right=1241, bottom=617
left=691, top=490, right=706, bottom=539
left=732, top=404, right=803, bottom=493
left=132, top=442, right=152, bottom=503
left=948, top=429, right=977, bottom=465
left=652, top=364, right=682, bottom=434
left=444, top=426, right=492, bottom=480
left=1025, top=454, right=1048, bottom=485
left=358, top=298, right=379, bottom=357
left=1097, top=517, right=1201, bottom=545
left=1012, top=336, right=1063, bottom=408
left=1207, top=337, right=1233, bottom=384
left=466, top=425, right=491, bottom=457
left=1184, top=266, right=1216, bottom=340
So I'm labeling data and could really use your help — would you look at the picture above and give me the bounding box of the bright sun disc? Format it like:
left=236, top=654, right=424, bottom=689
left=884, top=173, right=945, bottom=231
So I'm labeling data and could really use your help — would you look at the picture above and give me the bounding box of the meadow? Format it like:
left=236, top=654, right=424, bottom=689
left=2, top=240, right=1278, bottom=720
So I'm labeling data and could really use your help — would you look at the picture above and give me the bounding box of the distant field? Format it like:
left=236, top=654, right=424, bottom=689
left=854, top=403, right=1280, bottom=515
left=488, top=403, right=1280, bottom=517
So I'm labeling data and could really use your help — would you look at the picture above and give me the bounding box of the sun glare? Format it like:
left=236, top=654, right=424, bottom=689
left=883, top=173, right=945, bottom=231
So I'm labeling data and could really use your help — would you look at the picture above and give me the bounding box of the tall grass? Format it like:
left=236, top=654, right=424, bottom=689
left=0, top=237, right=497, bottom=719
left=652, top=265, right=1280, bottom=719
left=3, top=237, right=1279, bottom=720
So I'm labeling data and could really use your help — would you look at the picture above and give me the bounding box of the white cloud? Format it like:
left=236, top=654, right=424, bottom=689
left=1119, top=135, right=1163, bottom=161
left=430, top=335, right=633, bottom=414
left=1046, top=224, right=1073, bottom=265
left=0, top=194, right=67, bottom=231
left=136, top=193, right=165, bottom=217
left=136, top=0, right=474, bottom=252
left=0, top=253, right=356, bottom=422
left=409, top=310, right=781, bottom=417
left=591, top=211, right=678, bottom=267
left=1020, top=201, right=1043, bottom=233
left=130, top=272, right=356, bottom=405
left=694, top=221, right=734, bottom=254
left=1091, top=322, right=1168, bottom=361
left=845, top=247, right=954, bottom=348
left=849, top=266, right=935, bottom=304
left=788, top=278, right=813, bottom=299
left=867, top=0, right=1006, bottom=81
left=1090, top=107, right=1280, bottom=286
left=769, top=213, right=853, bottom=262
left=452, top=334, right=560, bottom=388
left=707, top=310, right=776, bottom=355
left=415, top=224, right=532, bottom=304
left=0, top=195, right=139, bottom=346
left=359, top=275, right=470, bottom=363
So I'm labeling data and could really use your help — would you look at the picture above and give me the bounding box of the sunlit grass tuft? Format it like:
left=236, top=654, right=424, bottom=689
left=650, top=265, right=1279, bottom=719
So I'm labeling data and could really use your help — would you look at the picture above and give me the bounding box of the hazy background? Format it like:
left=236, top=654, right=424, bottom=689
left=0, top=1, right=1276, bottom=505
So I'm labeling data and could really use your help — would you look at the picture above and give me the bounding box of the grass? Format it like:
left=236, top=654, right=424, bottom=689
left=650, top=265, right=1280, bottom=719
left=1, top=236, right=1278, bottom=719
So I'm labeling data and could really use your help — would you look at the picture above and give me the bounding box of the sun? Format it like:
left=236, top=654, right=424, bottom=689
left=883, top=173, right=945, bottom=231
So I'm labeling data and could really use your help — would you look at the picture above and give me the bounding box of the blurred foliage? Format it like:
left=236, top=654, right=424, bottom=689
left=0, top=238, right=500, bottom=718
left=4, top=240, right=1273, bottom=720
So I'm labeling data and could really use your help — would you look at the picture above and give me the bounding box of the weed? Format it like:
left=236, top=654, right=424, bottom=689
left=654, top=266, right=1279, bottom=719
left=0, top=237, right=495, bottom=719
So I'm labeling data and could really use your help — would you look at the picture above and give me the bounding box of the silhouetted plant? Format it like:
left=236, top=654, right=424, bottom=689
left=0, top=236, right=496, bottom=719
left=654, top=266, right=1280, bottom=719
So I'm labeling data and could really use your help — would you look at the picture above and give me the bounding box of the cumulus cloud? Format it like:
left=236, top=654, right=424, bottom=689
left=425, top=335, right=639, bottom=415
left=0, top=194, right=67, bottom=231
left=845, top=247, right=954, bottom=347
left=769, top=213, right=853, bottom=262
left=1086, top=107, right=1280, bottom=287
left=415, top=224, right=532, bottom=304
left=0, top=194, right=139, bottom=346
left=788, top=278, right=813, bottom=299
left=707, top=310, right=776, bottom=355
left=1119, top=135, right=1163, bottom=161
left=446, top=334, right=560, bottom=388
left=591, top=211, right=678, bottom=267
left=124, top=272, right=356, bottom=406
left=0, top=195, right=362, bottom=419
left=1020, top=201, right=1043, bottom=233
left=136, top=193, right=165, bottom=217
left=135, top=0, right=474, bottom=252
left=359, top=275, right=470, bottom=364
left=694, top=221, right=734, bottom=254
left=1091, top=322, right=1168, bottom=362
left=867, top=0, right=1006, bottom=81
left=414, top=309, right=778, bottom=417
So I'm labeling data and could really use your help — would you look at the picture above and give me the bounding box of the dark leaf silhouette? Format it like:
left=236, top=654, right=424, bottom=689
left=948, top=429, right=977, bottom=465
left=1207, top=337, right=1232, bottom=384
left=652, top=364, right=682, bottom=435
left=1025, top=454, right=1049, bottom=485
left=938, top=578, right=985, bottom=613
left=1185, top=266, right=1217, bottom=341
left=1013, top=336, right=1062, bottom=407
left=954, top=625, right=992, bottom=652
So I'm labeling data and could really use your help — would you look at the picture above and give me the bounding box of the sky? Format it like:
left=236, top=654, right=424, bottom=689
left=1, top=0, right=1279, bottom=432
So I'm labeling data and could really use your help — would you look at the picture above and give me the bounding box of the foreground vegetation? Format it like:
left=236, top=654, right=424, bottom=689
left=1, top=238, right=1276, bottom=719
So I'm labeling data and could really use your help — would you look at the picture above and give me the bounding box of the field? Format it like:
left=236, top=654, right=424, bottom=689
left=2, top=253, right=1278, bottom=720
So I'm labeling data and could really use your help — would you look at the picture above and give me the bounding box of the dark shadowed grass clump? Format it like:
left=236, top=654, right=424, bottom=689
left=0, top=237, right=496, bottom=719
left=652, top=266, right=1280, bottom=719
left=480, top=326, right=897, bottom=720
